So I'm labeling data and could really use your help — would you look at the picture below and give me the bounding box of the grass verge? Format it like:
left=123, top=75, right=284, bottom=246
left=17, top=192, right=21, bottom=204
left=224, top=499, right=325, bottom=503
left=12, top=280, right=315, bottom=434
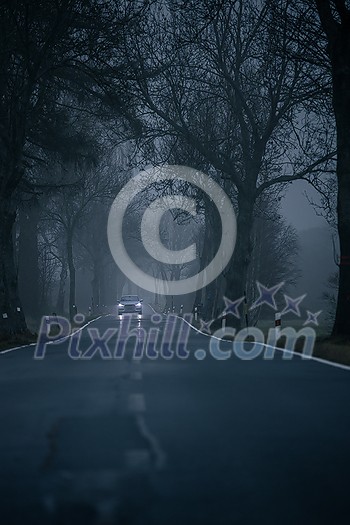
left=180, top=315, right=350, bottom=367
left=304, top=338, right=350, bottom=367
left=0, top=315, right=101, bottom=353
left=0, top=332, right=37, bottom=352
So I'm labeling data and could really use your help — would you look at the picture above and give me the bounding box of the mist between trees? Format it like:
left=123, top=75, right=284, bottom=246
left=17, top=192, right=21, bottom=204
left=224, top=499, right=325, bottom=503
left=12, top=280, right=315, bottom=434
left=0, top=0, right=349, bottom=339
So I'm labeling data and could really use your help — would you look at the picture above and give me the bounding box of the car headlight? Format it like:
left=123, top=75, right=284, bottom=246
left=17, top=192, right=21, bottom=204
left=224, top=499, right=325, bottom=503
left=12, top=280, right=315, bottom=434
left=136, top=302, right=141, bottom=307
left=118, top=303, right=124, bottom=307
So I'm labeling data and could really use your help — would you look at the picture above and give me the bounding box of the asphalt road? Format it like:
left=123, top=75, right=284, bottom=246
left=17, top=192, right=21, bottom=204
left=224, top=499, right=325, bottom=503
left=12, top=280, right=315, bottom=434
left=1, top=304, right=350, bottom=524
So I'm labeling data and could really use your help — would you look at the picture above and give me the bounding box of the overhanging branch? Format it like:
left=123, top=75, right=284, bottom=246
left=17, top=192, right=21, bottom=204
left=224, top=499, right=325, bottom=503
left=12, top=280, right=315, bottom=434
left=255, top=150, right=337, bottom=196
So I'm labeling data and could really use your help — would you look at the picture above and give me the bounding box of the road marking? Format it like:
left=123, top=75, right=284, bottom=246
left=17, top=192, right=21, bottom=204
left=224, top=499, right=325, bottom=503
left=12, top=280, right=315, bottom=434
left=174, top=314, right=350, bottom=372
left=147, top=304, right=166, bottom=317
left=147, top=303, right=158, bottom=314
left=0, top=316, right=104, bottom=355
left=128, top=393, right=146, bottom=413
left=131, top=370, right=143, bottom=380
left=136, top=414, right=166, bottom=470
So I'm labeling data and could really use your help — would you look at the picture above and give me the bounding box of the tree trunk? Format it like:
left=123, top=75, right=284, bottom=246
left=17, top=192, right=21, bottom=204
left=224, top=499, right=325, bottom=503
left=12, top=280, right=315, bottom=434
left=199, top=198, right=223, bottom=319
left=225, top=194, right=255, bottom=324
left=91, top=258, right=101, bottom=314
left=331, top=55, right=350, bottom=337
left=333, top=171, right=350, bottom=337
left=116, top=277, right=125, bottom=303
left=0, top=198, right=27, bottom=337
left=67, top=231, right=76, bottom=321
left=18, top=197, right=40, bottom=319
left=100, top=266, right=106, bottom=308
left=315, top=3, right=350, bottom=337
left=56, top=257, right=67, bottom=314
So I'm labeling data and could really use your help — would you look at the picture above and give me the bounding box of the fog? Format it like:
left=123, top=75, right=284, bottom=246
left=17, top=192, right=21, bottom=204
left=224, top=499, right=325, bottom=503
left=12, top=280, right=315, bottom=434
left=0, top=0, right=342, bottom=338
left=3, top=2, right=350, bottom=524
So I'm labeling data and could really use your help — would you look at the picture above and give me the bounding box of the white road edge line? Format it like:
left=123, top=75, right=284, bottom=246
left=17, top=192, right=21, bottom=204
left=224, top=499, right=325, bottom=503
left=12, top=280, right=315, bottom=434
left=147, top=303, right=166, bottom=316
left=0, top=315, right=104, bottom=355
left=173, top=314, right=350, bottom=372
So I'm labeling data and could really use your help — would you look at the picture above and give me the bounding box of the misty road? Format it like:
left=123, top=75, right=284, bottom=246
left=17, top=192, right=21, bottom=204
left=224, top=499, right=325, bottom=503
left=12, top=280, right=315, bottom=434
left=1, top=309, right=350, bottom=525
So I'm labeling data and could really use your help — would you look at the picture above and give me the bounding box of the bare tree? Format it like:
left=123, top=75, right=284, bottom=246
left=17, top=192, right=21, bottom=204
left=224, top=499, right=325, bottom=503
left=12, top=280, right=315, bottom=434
left=312, top=0, right=350, bottom=337
left=121, top=0, right=335, bottom=322
left=247, top=191, right=300, bottom=323
left=43, top=162, right=115, bottom=320
left=0, top=0, right=147, bottom=336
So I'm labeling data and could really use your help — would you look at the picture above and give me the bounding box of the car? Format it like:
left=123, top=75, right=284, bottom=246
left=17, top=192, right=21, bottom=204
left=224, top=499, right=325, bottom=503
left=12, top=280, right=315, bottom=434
left=117, top=295, right=143, bottom=315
